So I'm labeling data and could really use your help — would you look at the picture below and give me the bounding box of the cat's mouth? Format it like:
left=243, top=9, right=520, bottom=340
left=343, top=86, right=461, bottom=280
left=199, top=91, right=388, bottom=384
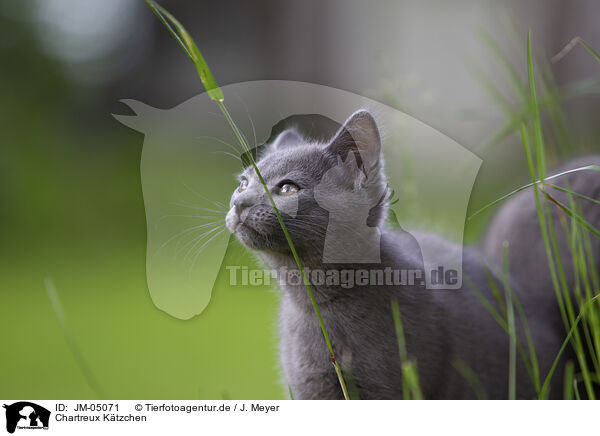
left=225, top=207, right=265, bottom=247
left=233, top=221, right=269, bottom=249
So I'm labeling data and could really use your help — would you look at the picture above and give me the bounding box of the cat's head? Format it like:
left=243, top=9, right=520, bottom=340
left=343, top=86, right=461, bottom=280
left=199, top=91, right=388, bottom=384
left=225, top=110, right=388, bottom=256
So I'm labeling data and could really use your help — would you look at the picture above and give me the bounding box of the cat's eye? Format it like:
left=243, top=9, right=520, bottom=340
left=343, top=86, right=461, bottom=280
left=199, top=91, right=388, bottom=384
left=238, top=178, right=248, bottom=192
left=278, top=182, right=300, bottom=196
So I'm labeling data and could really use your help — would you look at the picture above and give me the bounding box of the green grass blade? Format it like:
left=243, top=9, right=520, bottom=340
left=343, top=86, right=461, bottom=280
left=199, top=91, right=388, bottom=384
left=145, top=0, right=223, bottom=102
left=468, top=165, right=600, bottom=220
left=476, top=75, right=600, bottom=152
left=539, top=295, right=599, bottom=398
left=339, top=363, right=361, bottom=400
left=477, top=29, right=527, bottom=100
left=563, top=361, right=575, bottom=400
left=466, top=60, right=517, bottom=117
left=502, top=245, right=517, bottom=399
left=573, top=380, right=582, bottom=400
left=391, top=298, right=410, bottom=400
left=391, top=299, right=409, bottom=363
left=391, top=298, right=423, bottom=399
left=511, top=289, right=541, bottom=393
left=579, top=39, right=600, bottom=63
left=500, top=243, right=541, bottom=394
left=44, top=277, right=106, bottom=399
left=546, top=184, right=600, bottom=206
left=401, top=362, right=424, bottom=400
left=538, top=57, right=572, bottom=157
left=452, top=359, right=488, bottom=400
left=465, top=268, right=540, bottom=392
left=527, top=30, right=546, bottom=180
left=540, top=188, right=600, bottom=239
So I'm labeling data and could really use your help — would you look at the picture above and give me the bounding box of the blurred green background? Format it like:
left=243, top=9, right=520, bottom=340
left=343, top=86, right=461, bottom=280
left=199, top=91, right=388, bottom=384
left=1, top=0, right=599, bottom=399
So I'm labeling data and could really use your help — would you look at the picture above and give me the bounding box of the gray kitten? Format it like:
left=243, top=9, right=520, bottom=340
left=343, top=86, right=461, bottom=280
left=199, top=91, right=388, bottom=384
left=226, top=110, right=565, bottom=399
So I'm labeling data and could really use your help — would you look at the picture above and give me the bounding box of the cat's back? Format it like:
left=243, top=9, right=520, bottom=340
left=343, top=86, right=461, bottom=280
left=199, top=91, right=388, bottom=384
left=386, top=228, right=565, bottom=398
left=482, top=155, right=600, bottom=300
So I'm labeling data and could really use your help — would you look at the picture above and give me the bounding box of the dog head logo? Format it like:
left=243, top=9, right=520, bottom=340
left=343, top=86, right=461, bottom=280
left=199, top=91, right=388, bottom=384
left=3, top=402, right=50, bottom=434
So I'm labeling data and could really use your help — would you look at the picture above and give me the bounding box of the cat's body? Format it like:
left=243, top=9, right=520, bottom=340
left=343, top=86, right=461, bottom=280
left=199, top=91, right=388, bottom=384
left=225, top=110, right=583, bottom=399
left=482, top=155, right=600, bottom=305
left=272, top=233, right=562, bottom=399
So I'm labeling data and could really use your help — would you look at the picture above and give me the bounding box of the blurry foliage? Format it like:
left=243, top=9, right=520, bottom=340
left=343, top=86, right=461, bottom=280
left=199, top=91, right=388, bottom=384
left=0, top=6, right=282, bottom=399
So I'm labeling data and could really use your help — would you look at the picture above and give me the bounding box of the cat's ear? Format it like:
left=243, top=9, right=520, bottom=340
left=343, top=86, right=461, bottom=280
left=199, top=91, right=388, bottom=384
left=326, top=110, right=381, bottom=176
left=271, top=129, right=303, bottom=149
left=112, top=99, right=158, bottom=133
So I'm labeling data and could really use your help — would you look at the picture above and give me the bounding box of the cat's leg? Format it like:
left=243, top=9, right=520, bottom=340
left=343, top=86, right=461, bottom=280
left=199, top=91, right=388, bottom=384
left=289, top=370, right=345, bottom=400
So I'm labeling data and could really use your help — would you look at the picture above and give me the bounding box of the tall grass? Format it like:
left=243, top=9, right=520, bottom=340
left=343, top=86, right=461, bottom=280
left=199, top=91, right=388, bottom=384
left=468, top=31, right=600, bottom=399
left=144, top=0, right=350, bottom=399
left=394, top=30, right=600, bottom=399
left=521, top=31, right=599, bottom=399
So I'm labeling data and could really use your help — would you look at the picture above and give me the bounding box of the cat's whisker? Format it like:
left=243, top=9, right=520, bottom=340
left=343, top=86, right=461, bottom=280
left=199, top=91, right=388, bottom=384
left=212, top=150, right=243, bottom=165
left=196, top=135, right=244, bottom=155
left=158, top=221, right=224, bottom=251
left=181, top=181, right=228, bottom=209
left=234, top=92, right=258, bottom=149
left=171, top=203, right=228, bottom=214
left=283, top=224, right=328, bottom=239
left=171, top=226, right=225, bottom=255
left=292, top=217, right=360, bottom=234
left=157, top=214, right=225, bottom=224
left=288, top=219, right=375, bottom=245
left=175, top=224, right=225, bottom=252
left=177, top=225, right=225, bottom=260
left=206, top=109, right=227, bottom=122
left=187, top=227, right=228, bottom=271
left=180, top=224, right=226, bottom=259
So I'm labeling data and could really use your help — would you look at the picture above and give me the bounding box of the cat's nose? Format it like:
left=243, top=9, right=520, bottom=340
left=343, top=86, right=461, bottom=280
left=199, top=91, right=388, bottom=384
left=233, top=196, right=254, bottom=213
left=234, top=193, right=263, bottom=223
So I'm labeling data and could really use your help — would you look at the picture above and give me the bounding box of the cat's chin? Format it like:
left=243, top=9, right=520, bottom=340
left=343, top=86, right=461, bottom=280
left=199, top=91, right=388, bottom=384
left=233, top=222, right=292, bottom=253
left=233, top=222, right=270, bottom=250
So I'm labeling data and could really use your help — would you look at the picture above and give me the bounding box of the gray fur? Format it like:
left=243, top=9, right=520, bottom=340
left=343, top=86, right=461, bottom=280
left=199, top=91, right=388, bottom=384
left=482, top=156, right=600, bottom=303
left=482, top=156, right=600, bottom=379
left=226, top=110, right=567, bottom=399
